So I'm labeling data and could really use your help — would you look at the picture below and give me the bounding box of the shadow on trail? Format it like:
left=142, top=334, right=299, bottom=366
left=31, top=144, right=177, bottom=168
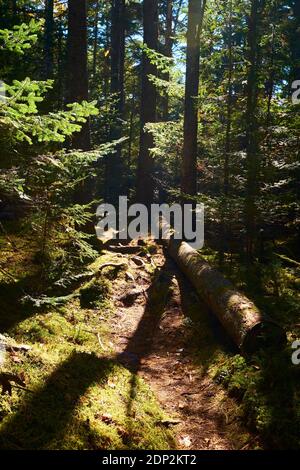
left=0, top=253, right=254, bottom=450
left=117, top=258, right=174, bottom=424
left=175, top=270, right=238, bottom=368
left=0, top=274, right=37, bottom=333
left=119, top=258, right=174, bottom=370
left=0, top=352, right=115, bottom=449
left=116, top=253, right=239, bottom=448
left=0, top=260, right=175, bottom=450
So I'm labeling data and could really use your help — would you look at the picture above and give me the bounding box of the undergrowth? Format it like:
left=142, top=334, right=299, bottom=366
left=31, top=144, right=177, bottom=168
left=0, top=233, right=174, bottom=450
left=200, top=244, right=300, bottom=449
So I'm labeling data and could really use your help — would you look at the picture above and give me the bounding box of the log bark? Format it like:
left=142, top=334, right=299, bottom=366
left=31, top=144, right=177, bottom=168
left=165, top=238, right=286, bottom=354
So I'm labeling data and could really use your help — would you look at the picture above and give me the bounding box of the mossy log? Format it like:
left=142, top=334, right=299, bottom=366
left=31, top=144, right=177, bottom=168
left=166, top=239, right=286, bottom=354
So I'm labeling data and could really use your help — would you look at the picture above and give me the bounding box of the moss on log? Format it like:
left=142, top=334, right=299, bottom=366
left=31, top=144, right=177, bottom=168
left=167, top=240, right=286, bottom=354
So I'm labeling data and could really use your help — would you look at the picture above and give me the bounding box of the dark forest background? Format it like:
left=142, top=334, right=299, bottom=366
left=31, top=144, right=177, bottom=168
left=0, top=0, right=299, bottom=451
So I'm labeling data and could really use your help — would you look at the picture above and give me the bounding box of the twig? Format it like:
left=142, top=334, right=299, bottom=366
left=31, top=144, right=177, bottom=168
left=97, top=333, right=107, bottom=351
left=0, top=266, right=18, bottom=282
left=97, top=262, right=128, bottom=272
left=12, top=384, right=34, bottom=393
left=275, top=253, right=300, bottom=267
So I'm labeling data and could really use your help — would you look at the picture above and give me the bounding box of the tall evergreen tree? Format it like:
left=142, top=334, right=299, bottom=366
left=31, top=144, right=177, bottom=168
left=181, top=0, right=206, bottom=197
left=162, top=0, right=173, bottom=120
left=244, top=0, right=265, bottom=259
left=44, top=0, right=54, bottom=78
left=67, top=0, right=91, bottom=151
left=136, top=0, right=159, bottom=207
left=290, top=0, right=300, bottom=84
left=106, top=0, right=126, bottom=202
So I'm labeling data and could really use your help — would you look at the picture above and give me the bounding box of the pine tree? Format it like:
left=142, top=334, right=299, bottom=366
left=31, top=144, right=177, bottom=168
left=137, top=0, right=158, bottom=207
left=67, top=0, right=91, bottom=151
left=181, top=0, right=206, bottom=198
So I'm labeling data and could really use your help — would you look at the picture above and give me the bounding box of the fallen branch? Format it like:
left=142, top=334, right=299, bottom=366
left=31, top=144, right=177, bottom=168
left=54, top=271, right=95, bottom=288
left=275, top=253, right=300, bottom=267
left=0, top=266, right=18, bottom=283
left=96, top=261, right=128, bottom=273
left=22, top=292, right=80, bottom=308
left=97, top=333, right=107, bottom=351
left=131, top=256, right=145, bottom=267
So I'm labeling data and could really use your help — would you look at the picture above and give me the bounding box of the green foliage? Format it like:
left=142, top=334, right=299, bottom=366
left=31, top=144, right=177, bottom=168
left=148, top=75, right=184, bottom=100
left=21, top=144, right=120, bottom=268
left=0, top=279, right=174, bottom=449
left=0, top=21, right=103, bottom=285
left=141, top=44, right=174, bottom=74
left=0, top=19, right=43, bottom=54
left=80, top=277, right=110, bottom=308
left=0, top=78, right=98, bottom=145
left=213, top=351, right=300, bottom=449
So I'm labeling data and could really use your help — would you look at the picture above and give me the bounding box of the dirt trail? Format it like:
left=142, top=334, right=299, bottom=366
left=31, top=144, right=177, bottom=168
left=108, top=247, right=256, bottom=450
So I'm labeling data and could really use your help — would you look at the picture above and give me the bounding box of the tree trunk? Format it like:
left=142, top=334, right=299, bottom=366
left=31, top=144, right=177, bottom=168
left=290, top=0, right=300, bottom=84
left=92, top=0, right=100, bottom=79
left=266, top=24, right=275, bottom=127
left=110, top=0, right=125, bottom=117
left=224, top=0, right=233, bottom=196
left=244, top=0, right=264, bottom=259
left=44, top=0, right=54, bottom=79
left=106, top=0, right=126, bottom=203
left=181, top=0, right=206, bottom=198
left=136, top=0, right=158, bottom=208
left=162, top=0, right=173, bottom=120
left=67, top=0, right=91, bottom=151
left=128, top=88, right=136, bottom=165
left=57, top=17, right=64, bottom=109
left=219, top=0, right=233, bottom=266
left=166, top=238, right=286, bottom=354
left=104, top=14, right=110, bottom=103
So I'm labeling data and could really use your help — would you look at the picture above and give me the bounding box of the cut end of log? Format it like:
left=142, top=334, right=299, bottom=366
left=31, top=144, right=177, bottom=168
left=242, top=321, right=287, bottom=355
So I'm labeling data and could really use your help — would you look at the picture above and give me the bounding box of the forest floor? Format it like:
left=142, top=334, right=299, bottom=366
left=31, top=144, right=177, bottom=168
left=0, top=234, right=298, bottom=449
left=108, top=244, right=257, bottom=450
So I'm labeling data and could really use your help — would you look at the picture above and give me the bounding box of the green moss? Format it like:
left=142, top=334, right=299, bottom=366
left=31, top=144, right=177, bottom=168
left=211, top=351, right=300, bottom=449
left=0, top=352, right=174, bottom=449
left=0, top=245, right=174, bottom=450
left=79, top=277, right=111, bottom=309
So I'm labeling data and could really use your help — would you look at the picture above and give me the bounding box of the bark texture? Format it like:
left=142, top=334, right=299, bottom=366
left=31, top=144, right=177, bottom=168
left=162, top=0, right=173, bottom=120
left=166, top=239, right=286, bottom=353
left=106, top=0, right=126, bottom=202
left=44, top=0, right=54, bottom=78
left=67, top=0, right=90, bottom=151
left=244, top=0, right=265, bottom=259
left=181, top=0, right=205, bottom=197
left=136, top=0, right=158, bottom=207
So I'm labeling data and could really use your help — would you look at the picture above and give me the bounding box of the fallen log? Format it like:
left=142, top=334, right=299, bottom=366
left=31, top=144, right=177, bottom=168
left=165, top=239, right=286, bottom=354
